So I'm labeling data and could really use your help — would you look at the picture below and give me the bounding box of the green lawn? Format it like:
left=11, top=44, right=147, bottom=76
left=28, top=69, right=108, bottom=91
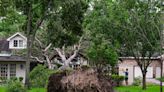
left=116, top=85, right=162, bottom=92
left=0, top=87, right=6, bottom=92
left=28, top=88, right=46, bottom=92
left=0, top=87, right=46, bottom=92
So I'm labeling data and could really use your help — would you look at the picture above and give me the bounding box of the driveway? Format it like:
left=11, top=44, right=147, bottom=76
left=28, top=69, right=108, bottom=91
left=146, top=78, right=164, bottom=86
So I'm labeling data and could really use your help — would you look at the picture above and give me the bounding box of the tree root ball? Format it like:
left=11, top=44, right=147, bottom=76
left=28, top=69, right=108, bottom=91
left=47, top=67, right=114, bottom=92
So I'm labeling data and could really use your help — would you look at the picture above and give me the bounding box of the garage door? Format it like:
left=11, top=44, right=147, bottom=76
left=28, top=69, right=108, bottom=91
left=156, top=67, right=161, bottom=78
left=134, top=67, right=153, bottom=78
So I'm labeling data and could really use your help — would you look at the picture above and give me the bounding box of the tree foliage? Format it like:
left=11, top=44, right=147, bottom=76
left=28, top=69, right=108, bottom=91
left=46, top=0, right=88, bottom=47
left=87, top=36, right=118, bottom=67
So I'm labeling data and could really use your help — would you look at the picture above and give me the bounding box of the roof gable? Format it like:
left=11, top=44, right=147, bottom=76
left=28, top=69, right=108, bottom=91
left=7, top=32, right=27, bottom=41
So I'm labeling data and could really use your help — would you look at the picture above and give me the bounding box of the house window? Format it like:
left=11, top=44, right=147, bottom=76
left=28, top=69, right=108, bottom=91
left=19, top=40, right=23, bottom=47
left=0, top=64, right=16, bottom=80
left=13, top=40, right=23, bottom=47
left=10, top=64, right=16, bottom=78
left=0, top=64, right=8, bottom=80
left=13, top=40, right=18, bottom=47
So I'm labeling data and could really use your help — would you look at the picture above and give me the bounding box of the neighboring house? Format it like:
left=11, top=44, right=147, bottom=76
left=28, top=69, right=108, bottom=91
left=0, top=32, right=27, bottom=83
left=118, top=57, right=161, bottom=85
left=0, top=32, right=88, bottom=83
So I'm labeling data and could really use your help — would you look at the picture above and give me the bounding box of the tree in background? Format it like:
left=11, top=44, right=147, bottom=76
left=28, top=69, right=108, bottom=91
left=118, top=0, right=163, bottom=90
left=84, top=0, right=163, bottom=90
left=84, top=0, right=123, bottom=73
left=87, top=36, right=118, bottom=74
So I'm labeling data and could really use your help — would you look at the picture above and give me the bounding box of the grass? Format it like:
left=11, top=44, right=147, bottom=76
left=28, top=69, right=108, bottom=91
left=0, top=87, right=46, bottom=92
left=116, top=85, right=162, bottom=92
left=28, top=88, right=46, bottom=92
left=0, top=87, right=6, bottom=92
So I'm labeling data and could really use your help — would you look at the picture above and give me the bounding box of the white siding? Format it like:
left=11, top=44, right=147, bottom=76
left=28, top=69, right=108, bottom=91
left=134, top=66, right=153, bottom=78
left=16, top=63, right=26, bottom=83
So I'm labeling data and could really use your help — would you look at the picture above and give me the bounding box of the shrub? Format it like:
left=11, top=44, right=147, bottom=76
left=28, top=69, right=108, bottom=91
left=6, top=77, right=26, bottom=92
left=111, top=74, right=124, bottom=86
left=29, top=64, right=54, bottom=88
left=157, top=77, right=164, bottom=82
left=111, top=74, right=124, bottom=82
left=19, top=77, right=23, bottom=82
left=132, top=77, right=141, bottom=86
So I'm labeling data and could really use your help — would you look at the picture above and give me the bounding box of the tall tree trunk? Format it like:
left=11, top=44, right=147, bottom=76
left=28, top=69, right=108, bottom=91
left=25, top=37, right=32, bottom=88
left=25, top=3, right=32, bottom=87
left=142, top=72, right=146, bottom=90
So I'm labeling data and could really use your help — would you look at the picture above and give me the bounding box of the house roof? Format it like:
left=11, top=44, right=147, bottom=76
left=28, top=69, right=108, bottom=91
left=119, top=56, right=160, bottom=60
left=7, top=32, right=27, bottom=41
left=0, top=39, right=10, bottom=52
left=0, top=56, right=26, bottom=62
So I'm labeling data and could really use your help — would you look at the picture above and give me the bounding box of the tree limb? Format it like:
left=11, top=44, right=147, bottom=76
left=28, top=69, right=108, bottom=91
left=43, top=43, right=52, bottom=52
left=54, top=48, right=66, bottom=61
left=35, top=37, right=43, bottom=48
left=31, top=56, right=44, bottom=63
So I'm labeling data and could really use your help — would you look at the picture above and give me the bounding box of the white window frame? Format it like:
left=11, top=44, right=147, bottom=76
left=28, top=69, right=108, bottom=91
left=0, top=64, right=16, bottom=80
left=13, top=40, right=24, bottom=48
left=0, top=64, right=8, bottom=80
left=13, top=40, right=18, bottom=47
left=10, top=64, right=16, bottom=78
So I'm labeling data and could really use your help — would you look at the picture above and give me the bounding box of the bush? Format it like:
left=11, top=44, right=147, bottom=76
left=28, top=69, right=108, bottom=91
left=111, top=74, right=124, bottom=82
left=6, top=77, right=27, bottom=92
left=132, top=77, right=141, bottom=86
left=29, top=64, right=54, bottom=88
left=157, top=77, right=164, bottom=82
left=111, top=74, right=124, bottom=86
left=19, top=77, right=23, bottom=82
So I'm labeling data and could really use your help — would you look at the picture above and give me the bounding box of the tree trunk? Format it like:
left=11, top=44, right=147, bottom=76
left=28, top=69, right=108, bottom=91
left=59, top=60, right=71, bottom=70
left=111, top=66, right=115, bottom=74
left=25, top=3, right=32, bottom=88
left=25, top=38, right=32, bottom=88
left=142, top=73, right=146, bottom=90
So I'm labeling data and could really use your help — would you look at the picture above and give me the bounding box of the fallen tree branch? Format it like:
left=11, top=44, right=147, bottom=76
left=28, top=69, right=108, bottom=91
left=31, top=56, right=44, bottom=63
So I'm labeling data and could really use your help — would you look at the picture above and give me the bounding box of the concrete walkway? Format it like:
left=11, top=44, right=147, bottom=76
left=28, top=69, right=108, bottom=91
left=146, top=78, right=164, bottom=86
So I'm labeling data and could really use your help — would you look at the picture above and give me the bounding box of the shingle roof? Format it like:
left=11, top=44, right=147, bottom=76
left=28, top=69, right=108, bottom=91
left=0, top=56, right=26, bottom=62
left=0, top=39, right=10, bottom=52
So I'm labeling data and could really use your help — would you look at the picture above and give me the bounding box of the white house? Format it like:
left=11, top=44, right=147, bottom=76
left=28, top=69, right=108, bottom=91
left=0, top=32, right=27, bottom=83
left=118, top=57, right=162, bottom=85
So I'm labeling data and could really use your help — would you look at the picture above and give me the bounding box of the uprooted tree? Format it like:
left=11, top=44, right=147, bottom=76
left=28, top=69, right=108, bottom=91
left=48, top=66, right=114, bottom=92
left=31, top=36, right=84, bottom=69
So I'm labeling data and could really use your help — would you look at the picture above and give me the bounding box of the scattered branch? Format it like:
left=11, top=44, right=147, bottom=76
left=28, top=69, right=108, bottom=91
left=31, top=56, right=44, bottom=63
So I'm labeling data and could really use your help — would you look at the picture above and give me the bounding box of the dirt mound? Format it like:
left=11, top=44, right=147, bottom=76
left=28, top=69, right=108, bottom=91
left=47, top=68, right=113, bottom=92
